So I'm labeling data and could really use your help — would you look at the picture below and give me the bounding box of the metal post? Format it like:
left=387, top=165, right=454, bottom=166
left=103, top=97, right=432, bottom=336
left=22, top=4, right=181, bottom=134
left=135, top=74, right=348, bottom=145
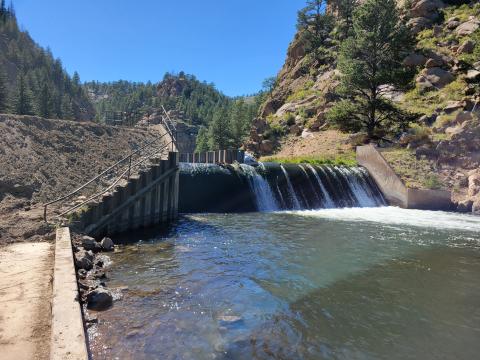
left=127, top=156, right=132, bottom=179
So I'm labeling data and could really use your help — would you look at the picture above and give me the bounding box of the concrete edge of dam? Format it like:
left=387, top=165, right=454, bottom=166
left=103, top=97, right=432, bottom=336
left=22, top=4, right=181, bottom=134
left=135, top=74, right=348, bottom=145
left=50, top=227, right=88, bottom=360
left=357, top=145, right=453, bottom=211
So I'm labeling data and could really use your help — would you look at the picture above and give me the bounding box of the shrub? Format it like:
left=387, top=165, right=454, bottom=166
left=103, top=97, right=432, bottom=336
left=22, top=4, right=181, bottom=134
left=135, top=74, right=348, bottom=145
left=424, top=174, right=443, bottom=190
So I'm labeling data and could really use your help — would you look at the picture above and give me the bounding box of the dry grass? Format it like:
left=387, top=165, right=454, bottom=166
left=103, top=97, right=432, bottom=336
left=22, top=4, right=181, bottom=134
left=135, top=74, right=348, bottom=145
left=380, top=147, right=445, bottom=190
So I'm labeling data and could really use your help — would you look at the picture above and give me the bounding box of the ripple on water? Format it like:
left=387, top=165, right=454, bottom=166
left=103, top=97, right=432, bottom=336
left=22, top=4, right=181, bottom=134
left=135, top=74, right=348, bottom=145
left=90, top=210, right=480, bottom=360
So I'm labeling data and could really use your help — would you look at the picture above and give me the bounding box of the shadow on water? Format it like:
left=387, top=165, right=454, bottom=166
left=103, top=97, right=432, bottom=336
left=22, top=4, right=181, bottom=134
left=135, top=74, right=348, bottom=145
left=287, top=246, right=480, bottom=360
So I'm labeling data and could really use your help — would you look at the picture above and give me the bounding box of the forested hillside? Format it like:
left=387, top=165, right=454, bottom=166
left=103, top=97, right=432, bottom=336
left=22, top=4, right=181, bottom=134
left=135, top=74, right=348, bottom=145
left=0, top=2, right=94, bottom=120
left=86, top=73, right=263, bottom=151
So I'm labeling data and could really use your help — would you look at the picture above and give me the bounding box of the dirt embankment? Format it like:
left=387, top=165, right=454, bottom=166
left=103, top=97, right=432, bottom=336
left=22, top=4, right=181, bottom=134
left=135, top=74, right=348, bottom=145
left=0, top=115, right=161, bottom=244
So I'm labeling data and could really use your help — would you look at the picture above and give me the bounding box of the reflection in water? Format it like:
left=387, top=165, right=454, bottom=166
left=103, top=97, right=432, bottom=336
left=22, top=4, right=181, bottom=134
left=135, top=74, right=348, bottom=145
left=90, top=210, right=480, bottom=360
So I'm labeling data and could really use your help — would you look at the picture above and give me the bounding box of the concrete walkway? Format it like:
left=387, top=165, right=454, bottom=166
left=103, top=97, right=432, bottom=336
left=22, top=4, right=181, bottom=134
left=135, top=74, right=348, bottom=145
left=0, top=242, right=53, bottom=360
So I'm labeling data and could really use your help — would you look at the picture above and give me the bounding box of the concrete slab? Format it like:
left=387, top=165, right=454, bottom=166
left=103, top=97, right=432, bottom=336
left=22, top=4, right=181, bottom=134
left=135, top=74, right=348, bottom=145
left=50, top=227, right=88, bottom=360
left=0, top=242, right=53, bottom=360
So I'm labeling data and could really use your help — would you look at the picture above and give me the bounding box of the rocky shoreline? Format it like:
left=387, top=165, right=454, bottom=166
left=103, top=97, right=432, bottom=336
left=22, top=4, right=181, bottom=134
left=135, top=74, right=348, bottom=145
left=72, top=233, right=116, bottom=328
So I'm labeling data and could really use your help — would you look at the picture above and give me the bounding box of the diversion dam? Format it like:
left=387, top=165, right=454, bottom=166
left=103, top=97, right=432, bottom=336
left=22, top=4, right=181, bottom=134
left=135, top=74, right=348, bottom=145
left=179, top=162, right=386, bottom=213
left=83, top=160, right=480, bottom=360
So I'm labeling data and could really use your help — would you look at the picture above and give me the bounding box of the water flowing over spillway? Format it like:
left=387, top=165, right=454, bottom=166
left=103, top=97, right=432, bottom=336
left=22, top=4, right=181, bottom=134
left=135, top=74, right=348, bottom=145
left=179, top=162, right=385, bottom=213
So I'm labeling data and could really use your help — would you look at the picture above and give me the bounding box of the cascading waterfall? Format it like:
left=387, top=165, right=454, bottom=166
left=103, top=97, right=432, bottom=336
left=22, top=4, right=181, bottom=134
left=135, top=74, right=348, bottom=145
left=280, top=164, right=302, bottom=210
left=306, top=164, right=334, bottom=208
left=240, top=164, right=279, bottom=212
left=178, top=161, right=386, bottom=213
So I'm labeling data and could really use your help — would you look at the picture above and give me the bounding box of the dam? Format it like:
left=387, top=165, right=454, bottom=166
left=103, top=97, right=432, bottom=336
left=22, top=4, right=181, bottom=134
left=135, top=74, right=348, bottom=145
left=178, top=162, right=386, bottom=213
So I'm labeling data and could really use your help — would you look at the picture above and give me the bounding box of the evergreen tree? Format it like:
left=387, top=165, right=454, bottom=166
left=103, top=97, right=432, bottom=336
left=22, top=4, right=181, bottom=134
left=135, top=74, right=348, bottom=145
left=195, top=126, right=210, bottom=152
left=208, top=107, right=231, bottom=150
left=297, top=0, right=334, bottom=59
left=333, top=0, right=358, bottom=39
left=0, top=0, right=6, bottom=21
left=327, top=0, right=415, bottom=138
left=0, top=67, right=8, bottom=112
left=230, top=99, right=248, bottom=148
left=61, top=95, right=75, bottom=120
left=38, top=83, right=52, bottom=118
left=14, top=73, right=34, bottom=115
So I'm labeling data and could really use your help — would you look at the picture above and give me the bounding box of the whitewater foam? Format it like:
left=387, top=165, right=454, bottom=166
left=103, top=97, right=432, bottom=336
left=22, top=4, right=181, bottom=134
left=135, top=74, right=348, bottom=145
left=291, top=207, right=480, bottom=232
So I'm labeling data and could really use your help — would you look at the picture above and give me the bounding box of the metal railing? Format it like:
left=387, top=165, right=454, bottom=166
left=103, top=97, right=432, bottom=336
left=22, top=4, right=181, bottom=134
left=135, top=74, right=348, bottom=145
left=43, top=133, right=173, bottom=222
left=161, top=105, right=178, bottom=152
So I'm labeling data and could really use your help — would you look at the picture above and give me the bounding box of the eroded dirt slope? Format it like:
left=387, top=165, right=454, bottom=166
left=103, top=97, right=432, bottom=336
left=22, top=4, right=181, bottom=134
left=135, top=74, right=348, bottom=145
left=0, top=115, right=161, bottom=244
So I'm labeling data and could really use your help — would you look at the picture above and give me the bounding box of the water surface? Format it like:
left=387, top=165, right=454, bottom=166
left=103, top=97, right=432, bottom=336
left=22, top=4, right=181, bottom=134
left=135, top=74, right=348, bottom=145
left=90, top=208, right=480, bottom=360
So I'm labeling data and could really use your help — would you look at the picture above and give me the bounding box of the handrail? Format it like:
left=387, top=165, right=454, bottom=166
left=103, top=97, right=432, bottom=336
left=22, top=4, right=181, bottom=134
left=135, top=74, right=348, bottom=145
left=161, top=105, right=178, bottom=152
left=57, top=141, right=173, bottom=219
left=43, top=132, right=170, bottom=222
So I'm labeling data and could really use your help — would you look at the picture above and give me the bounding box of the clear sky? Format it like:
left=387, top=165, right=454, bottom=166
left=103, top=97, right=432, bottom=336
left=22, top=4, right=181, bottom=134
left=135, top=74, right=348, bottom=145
left=13, top=0, right=304, bottom=96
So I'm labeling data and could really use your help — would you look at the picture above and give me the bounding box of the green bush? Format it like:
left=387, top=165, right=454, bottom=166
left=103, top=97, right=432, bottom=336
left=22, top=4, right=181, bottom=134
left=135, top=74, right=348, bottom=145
left=424, top=174, right=443, bottom=190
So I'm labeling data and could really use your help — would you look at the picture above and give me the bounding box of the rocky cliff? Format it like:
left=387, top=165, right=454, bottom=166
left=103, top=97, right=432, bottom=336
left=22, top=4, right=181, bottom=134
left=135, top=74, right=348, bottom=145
left=248, top=0, right=480, bottom=213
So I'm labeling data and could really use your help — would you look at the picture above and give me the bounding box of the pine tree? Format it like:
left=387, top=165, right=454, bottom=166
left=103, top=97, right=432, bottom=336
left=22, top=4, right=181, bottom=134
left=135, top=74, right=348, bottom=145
left=61, top=95, right=75, bottom=120
left=208, top=107, right=231, bottom=150
left=297, top=0, right=334, bottom=59
left=0, top=67, right=8, bottom=112
left=38, top=83, right=52, bottom=118
left=327, top=0, right=415, bottom=139
left=14, top=73, right=34, bottom=115
left=195, top=126, right=210, bottom=152
left=0, top=0, right=6, bottom=21
left=333, top=0, right=358, bottom=39
left=230, top=100, right=247, bottom=149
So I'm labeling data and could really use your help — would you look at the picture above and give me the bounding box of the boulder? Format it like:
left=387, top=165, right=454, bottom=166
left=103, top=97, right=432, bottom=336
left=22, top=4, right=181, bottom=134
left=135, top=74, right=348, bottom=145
left=457, top=40, right=475, bottom=55
left=466, top=70, right=480, bottom=82
left=443, top=101, right=464, bottom=114
left=454, top=111, right=473, bottom=124
left=86, top=287, right=113, bottom=311
left=289, top=124, right=302, bottom=136
left=82, top=236, right=102, bottom=253
left=425, top=57, right=444, bottom=68
left=100, top=237, right=115, bottom=252
left=75, top=250, right=94, bottom=271
left=468, top=172, right=480, bottom=197
left=410, top=0, right=443, bottom=20
left=420, top=67, right=455, bottom=89
left=456, top=199, right=473, bottom=213
left=404, top=53, right=427, bottom=67
left=472, top=200, right=480, bottom=215
left=455, top=19, right=480, bottom=36
left=259, top=140, right=274, bottom=154
left=407, top=17, right=432, bottom=34
left=446, top=20, right=460, bottom=30
left=252, top=118, right=268, bottom=133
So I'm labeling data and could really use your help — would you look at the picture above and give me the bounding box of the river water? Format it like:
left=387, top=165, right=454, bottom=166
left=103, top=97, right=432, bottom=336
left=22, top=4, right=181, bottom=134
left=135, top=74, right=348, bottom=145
left=90, top=208, right=480, bottom=360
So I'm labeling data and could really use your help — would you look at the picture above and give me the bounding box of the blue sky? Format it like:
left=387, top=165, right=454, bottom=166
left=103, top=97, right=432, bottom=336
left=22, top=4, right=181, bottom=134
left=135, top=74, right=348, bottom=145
left=13, top=0, right=303, bottom=96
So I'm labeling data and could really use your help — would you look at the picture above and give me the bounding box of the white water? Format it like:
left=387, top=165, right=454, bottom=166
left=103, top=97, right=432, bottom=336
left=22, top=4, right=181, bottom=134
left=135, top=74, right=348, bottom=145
left=306, top=164, right=335, bottom=208
left=336, top=166, right=381, bottom=207
left=280, top=164, right=302, bottom=210
left=292, top=207, right=480, bottom=232
left=240, top=164, right=279, bottom=212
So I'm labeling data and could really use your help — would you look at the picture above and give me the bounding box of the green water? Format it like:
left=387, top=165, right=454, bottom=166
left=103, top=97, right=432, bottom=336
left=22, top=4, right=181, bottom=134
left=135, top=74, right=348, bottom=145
left=90, top=208, right=480, bottom=360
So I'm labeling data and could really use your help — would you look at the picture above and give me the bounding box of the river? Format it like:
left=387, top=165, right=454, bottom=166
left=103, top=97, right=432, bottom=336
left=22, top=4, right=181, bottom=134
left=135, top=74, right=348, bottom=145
left=89, top=207, right=480, bottom=360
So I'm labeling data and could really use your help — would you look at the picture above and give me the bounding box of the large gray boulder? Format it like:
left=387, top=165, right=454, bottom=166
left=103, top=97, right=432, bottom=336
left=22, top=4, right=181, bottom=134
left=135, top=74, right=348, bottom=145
left=86, top=287, right=113, bottom=311
left=417, top=67, right=455, bottom=90
left=75, top=249, right=94, bottom=271
left=404, top=53, right=427, bottom=67
left=82, top=236, right=102, bottom=253
left=410, top=0, right=444, bottom=20
left=100, top=237, right=115, bottom=252
left=407, top=17, right=433, bottom=34
left=457, top=40, right=475, bottom=55
left=455, top=19, right=480, bottom=36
